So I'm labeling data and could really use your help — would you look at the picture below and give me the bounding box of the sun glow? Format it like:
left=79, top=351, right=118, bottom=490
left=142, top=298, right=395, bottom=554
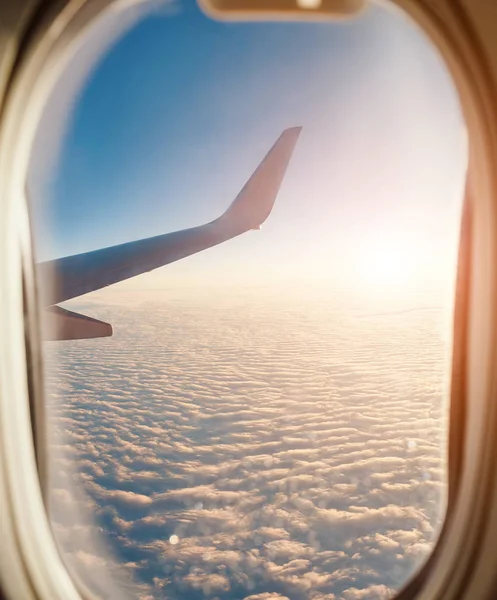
left=356, top=240, right=421, bottom=290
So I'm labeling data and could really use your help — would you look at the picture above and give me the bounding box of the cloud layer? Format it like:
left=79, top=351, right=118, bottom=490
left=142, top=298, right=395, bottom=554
left=43, top=287, right=449, bottom=599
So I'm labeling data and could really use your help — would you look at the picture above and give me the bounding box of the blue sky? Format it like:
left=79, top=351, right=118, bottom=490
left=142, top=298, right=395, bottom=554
left=30, top=0, right=467, bottom=291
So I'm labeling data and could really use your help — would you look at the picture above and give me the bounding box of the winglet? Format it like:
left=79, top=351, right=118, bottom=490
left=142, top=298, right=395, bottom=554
left=218, top=126, right=302, bottom=234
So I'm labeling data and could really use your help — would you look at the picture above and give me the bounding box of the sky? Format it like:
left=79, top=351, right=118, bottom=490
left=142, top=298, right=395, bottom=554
left=29, top=0, right=467, bottom=295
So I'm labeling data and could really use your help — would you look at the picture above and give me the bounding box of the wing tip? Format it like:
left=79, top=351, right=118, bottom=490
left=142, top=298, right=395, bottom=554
left=283, top=125, right=303, bottom=135
left=280, top=126, right=303, bottom=146
left=219, top=126, right=302, bottom=232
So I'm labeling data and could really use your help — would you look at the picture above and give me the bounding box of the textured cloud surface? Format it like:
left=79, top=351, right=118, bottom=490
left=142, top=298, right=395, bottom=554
left=43, top=286, right=449, bottom=599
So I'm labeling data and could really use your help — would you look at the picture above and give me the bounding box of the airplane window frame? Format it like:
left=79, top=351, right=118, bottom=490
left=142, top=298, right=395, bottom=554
left=0, top=0, right=496, bottom=599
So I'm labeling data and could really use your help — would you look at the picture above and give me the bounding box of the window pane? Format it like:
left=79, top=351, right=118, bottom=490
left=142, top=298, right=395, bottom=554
left=29, top=1, right=466, bottom=599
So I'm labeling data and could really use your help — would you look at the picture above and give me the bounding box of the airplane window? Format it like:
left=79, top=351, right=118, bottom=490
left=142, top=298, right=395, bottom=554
left=28, top=1, right=467, bottom=598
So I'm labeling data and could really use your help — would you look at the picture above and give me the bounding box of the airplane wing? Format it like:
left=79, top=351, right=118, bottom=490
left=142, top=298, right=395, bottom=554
left=37, top=126, right=301, bottom=340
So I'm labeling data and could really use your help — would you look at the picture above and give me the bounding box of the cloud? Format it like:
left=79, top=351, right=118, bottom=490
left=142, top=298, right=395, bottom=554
left=43, top=288, right=449, bottom=599
left=342, top=584, right=393, bottom=599
left=93, top=488, right=154, bottom=507
left=243, top=594, right=291, bottom=600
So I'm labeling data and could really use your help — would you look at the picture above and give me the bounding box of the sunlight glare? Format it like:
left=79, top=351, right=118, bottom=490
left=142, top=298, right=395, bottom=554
left=356, top=240, right=420, bottom=290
